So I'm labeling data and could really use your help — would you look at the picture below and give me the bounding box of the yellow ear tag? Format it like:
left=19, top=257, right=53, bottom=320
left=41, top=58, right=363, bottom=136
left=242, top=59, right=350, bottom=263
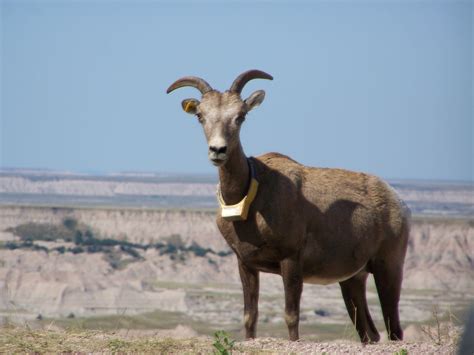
left=184, top=101, right=196, bottom=113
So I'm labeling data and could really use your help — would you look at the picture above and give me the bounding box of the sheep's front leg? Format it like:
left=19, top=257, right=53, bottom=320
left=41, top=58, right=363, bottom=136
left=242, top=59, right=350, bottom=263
left=281, top=256, right=303, bottom=341
left=238, top=260, right=259, bottom=339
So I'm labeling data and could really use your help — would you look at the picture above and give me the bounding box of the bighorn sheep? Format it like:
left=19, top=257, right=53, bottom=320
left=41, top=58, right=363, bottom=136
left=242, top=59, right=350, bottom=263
left=167, top=70, right=410, bottom=343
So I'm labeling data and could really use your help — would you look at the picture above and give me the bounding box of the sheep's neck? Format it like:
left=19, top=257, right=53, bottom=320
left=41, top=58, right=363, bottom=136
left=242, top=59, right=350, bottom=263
left=218, top=143, right=250, bottom=205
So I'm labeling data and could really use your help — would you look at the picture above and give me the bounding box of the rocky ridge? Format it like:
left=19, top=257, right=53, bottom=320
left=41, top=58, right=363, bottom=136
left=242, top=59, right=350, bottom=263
left=0, top=206, right=472, bottom=332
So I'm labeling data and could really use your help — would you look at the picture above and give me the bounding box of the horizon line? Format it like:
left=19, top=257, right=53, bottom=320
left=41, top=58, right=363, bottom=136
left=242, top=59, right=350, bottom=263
left=0, top=166, right=472, bottom=185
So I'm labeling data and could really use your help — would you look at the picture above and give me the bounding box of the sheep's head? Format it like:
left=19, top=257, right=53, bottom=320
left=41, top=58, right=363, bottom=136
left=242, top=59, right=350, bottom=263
left=167, top=70, right=273, bottom=167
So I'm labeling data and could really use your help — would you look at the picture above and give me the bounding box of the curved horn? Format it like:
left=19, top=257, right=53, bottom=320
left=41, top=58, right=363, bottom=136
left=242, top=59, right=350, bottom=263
left=166, top=76, right=213, bottom=95
left=229, top=69, right=273, bottom=94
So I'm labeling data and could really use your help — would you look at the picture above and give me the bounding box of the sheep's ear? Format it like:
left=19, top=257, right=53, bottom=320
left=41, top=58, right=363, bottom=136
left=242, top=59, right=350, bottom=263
left=244, top=90, right=265, bottom=112
left=181, top=99, right=200, bottom=115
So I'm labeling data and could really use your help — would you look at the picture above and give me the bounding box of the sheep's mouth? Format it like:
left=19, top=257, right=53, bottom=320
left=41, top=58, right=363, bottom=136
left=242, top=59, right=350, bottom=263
left=210, top=158, right=226, bottom=166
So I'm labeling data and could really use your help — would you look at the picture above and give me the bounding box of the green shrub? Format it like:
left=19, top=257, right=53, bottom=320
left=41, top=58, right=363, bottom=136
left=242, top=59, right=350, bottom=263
left=213, top=330, right=235, bottom=355
left=2, top=221, right=233, bottom=270
left=7, top=222, right=74, bottom=242
left=70, top=246, right=84, bottom=254
left=63, top=218, right=78, bottom=231
left=120, top=245, right=141, bottom=259
left=164, top=234, right=184, bottom=248
left=188, top=242, right=212, bottom=257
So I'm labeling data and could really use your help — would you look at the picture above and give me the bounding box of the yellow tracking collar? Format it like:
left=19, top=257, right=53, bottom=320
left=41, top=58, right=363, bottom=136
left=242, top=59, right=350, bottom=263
left=217, top=159, right=259, bottom=221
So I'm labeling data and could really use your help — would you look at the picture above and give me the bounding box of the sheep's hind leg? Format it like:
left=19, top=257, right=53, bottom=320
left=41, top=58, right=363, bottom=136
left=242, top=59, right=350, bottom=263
left=281, top=256, right=303, bottom=341
left=238, top=260, right=259, bottom=339
left=372, top=259, right=404, bottom=341
left=339, top=271, right=380, bottom=343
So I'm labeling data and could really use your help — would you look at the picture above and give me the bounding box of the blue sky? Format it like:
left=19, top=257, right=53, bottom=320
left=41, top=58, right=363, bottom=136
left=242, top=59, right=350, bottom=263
left=1, top=0, right=472, bottom=181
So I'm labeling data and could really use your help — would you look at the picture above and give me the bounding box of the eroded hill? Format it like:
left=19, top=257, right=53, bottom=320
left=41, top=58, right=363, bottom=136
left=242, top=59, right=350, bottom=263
left=0, top=205, right=472, bottom=338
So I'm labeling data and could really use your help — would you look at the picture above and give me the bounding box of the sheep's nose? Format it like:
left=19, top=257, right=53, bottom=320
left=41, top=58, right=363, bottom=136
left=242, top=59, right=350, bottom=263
left=209, top=145, right=227, bottom=155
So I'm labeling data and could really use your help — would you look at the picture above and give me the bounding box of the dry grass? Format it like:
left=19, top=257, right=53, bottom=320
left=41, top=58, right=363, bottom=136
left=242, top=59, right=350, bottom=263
left=420, top=305, right=463, bottom=347
left=0, top=325, right=214, bottom=353
left=0, top=324, right=462, bottom=354
left=0, top=303, right=465, bottom=353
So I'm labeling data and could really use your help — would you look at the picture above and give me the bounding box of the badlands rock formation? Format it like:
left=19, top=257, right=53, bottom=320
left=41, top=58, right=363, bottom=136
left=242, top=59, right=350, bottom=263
left=0, top=205, right=472, bottom=325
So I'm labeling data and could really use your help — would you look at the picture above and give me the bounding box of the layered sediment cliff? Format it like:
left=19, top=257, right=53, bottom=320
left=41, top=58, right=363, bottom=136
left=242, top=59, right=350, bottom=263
left=0, top=206, right=472, bottom=320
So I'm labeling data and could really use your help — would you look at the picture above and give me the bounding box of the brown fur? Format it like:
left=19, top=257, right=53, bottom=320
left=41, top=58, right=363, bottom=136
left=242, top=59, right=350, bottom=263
left=217, top=153, right=410, bottom=342
left=168, top=74, right=410, bottom=343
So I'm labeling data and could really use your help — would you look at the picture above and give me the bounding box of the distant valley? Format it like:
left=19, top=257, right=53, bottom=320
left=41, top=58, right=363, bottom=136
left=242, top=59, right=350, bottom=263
left=0, top=169, right=472, bottom=216
left=0, top=169, right=472, bottom=339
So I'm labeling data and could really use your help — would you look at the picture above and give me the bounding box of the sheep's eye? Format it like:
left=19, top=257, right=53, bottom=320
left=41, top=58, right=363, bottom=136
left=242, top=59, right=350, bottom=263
left=196, top=113, right=204, bottom=123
